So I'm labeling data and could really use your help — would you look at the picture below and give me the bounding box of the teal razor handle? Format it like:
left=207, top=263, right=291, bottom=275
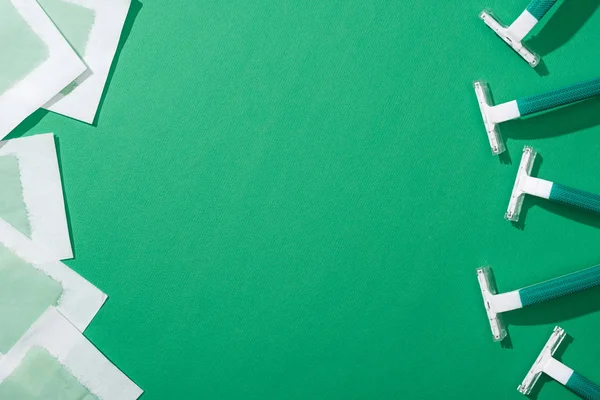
left=519, top=265, right=600, bottom=307
left=517, top=77, right=600, bottom=116
left=550, top=184, right=600, bottom=215
left=527, top=0, right=558, bottom=21
left=566, top=372, right=600, bottom=399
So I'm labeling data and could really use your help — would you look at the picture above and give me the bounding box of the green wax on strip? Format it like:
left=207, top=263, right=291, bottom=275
left=0, top=1, right=49, bottom=95
left=0, top=244, right=62, bottom=353
left=0, top=156, right=31, bottom=237
left=37, top=0, right=96, bottom=54
left=0, top=347, right=98, bottom=400
left=37, top=0, right=96, bottom=95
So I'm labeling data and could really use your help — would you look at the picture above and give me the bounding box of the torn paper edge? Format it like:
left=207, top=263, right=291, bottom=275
left=43, top=0, right=132, bottom=124
left=0, top=133, right=73, bottom=260
left=0, top=0, right=86, bottom=140
left=0, top=219, right=106, bottom=343
left=0, top=307, right=143, bottom=399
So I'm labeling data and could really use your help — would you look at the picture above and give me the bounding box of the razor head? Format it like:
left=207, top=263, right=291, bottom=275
left=518, top=326, right=567, bottom=395
left=479, top=10, right=540, bottom=67
left=476, top=267, right=507, bottom=342
left=505, top=146, right=537, bottom=222
left=474, top=80, right=506, bottom=155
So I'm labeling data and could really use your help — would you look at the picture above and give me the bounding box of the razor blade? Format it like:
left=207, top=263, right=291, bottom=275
left=506, top=146, right=537, bottom=222
left=477, top=266, right=507, bottom=342
left=474, top=81, right=506, bottom=155
left=518, top=326, right=567, bottom=395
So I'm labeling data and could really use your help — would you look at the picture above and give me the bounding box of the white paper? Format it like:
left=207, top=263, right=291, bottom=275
left=0, top=0, right=86, bottom=140
left=0, top=307, right=143, bottom=399
left=0, top=133, right=73, bottom=260
left=0, top=219, right=106, bottom=357
left=42, top=0, right=132, bottom=124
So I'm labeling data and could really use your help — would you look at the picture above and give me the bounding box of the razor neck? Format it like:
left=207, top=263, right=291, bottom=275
left=489, top=290, right=522, bottom=313
left=488, top=100, right=520, bottom=124
left=508, top=10, right=539, bottom=42
left=519, top=175, right=553, bottom=199
left=544, top=357, right=573, bottom=385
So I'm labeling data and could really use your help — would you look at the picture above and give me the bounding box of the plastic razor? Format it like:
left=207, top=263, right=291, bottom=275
left=518, top=327, right=600, bottom=398
left=506, top=146, right=600, bottom=223
left=473, top=77, right=600, bottom=155
left=480, top=0, right=559, bottom=67
left=476, top=264, right=600, bottom=342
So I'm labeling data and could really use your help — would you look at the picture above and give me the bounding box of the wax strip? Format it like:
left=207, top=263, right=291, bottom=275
left=40, top=0, right=132, bottom=124
left=0, top=307, right=142, bottom=399
left=0, top=219, right=105, bottom=356
left=0, top=134, right=72, bottom=260
left=0, top=0, right=85, bottom=139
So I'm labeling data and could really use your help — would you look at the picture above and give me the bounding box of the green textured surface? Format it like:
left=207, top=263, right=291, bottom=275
left=0, top=0, right=48, bottom=95
left=566, top=371, right=600, bottom=400
left=519, top=265, right=600, bottom=307
left=7, top=0, right=600, bottom=398
left=0, top=347, right=98, bottom=400
left=517, top=77, right=600, bottom=116
left=0, top=156, right=31, bottom=236
left=0, top=244, right=62, bottom=353
left=550, top=183, right=600, bottom=215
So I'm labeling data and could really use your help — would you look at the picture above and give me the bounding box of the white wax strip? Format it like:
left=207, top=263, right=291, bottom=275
left=41, top=0, right=132, bottom=124
left=0, top=307, right=143, bottom=399
left=0, top=133, right=72, bottom=260
left=0, top=219, right=106, bottom=357
left=0, top=0, right=85, bottom=139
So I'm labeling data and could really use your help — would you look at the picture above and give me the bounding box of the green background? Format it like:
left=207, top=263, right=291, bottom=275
left=8, top=0, right=600, bottom=398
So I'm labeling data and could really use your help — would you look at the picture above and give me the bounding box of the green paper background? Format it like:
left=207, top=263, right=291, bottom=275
left=8, top=0, right=600, bottom=398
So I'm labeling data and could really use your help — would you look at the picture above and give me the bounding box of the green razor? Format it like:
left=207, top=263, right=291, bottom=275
left=518, top=327, right=600, bottom=399
left=474, top=77, right=600, bottom=155
left=506, top=146, right=600, bottom=223
left=476, top=265, right=600, bottom=342
left=480, top=0, right=559, bottom=67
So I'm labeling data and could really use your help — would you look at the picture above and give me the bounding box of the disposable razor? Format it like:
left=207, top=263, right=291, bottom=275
left=473, top=77, right=600, bottom=154
left=476, top=264, right=600, bottom=342
left=518, top=327, right=600, bottom=399
left=480, top=0, right=559, bottom=67
left=506, top=146, right=600, bottom=223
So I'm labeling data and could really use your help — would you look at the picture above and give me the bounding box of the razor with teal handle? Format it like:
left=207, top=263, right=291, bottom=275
left=506, top=146, right=600, bottom=223
left=480, top=0, right=559, bottom=67
left=476, top=265, right=600, bottom=342
left=473, top=77, right=600, bottom=155
left=518, top=327, right=600, bottom=399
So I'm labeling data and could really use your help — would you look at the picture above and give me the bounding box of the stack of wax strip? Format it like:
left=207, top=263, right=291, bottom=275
left=0, top=0, right=142, bottom=398
left=475, top=0, right=600, bottom=398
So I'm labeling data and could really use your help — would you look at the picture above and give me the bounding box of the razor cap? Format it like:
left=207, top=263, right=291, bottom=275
left=474, top=80, right=506, bottom=155
left=506, top=147, right=537, bottom=222
left=477, top=267, right=508, bottom=342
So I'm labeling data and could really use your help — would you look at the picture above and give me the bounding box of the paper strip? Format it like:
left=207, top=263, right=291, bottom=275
left=0, top=133, right=73, bottom=260
left=0, top=307, right=143, bottom=399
